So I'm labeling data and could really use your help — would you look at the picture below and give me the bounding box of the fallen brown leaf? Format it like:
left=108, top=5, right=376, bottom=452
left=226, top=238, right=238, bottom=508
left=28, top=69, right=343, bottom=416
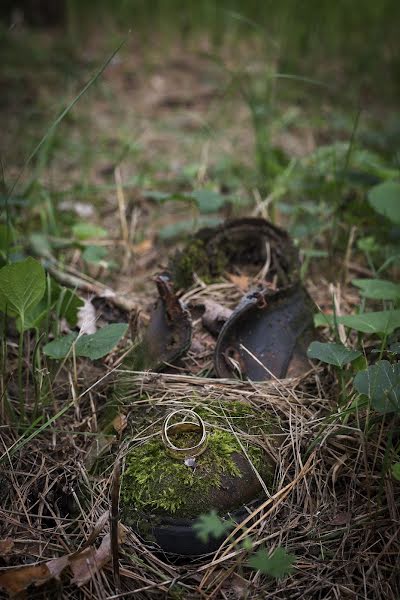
left=0, top=520, right=126, bottom=597
left=70, top=526, right=126, bottom=587
left=0, top=555, right=68, bottom=597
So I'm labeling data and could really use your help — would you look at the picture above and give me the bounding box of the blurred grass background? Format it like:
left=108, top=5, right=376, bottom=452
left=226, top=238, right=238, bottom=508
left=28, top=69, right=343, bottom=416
left=1, top=0, right=399, bottom=243
left=1, top=0, right=399, bottom=97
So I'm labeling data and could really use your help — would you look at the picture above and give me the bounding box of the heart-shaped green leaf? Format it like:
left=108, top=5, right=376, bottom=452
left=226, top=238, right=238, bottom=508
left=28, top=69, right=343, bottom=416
left=353, top=360, right=400, bottom=413
left=307, top=342, right=361, bottom=367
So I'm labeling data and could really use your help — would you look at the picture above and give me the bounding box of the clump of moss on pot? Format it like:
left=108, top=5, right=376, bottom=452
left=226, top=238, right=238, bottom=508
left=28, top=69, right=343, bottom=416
left=170, top=239, right=228, bottom=290
left=120, top=429, right=263, bottom=519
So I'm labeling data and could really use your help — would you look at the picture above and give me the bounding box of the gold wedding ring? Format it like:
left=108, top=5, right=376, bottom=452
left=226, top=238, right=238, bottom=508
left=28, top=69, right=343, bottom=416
left=161, top=409, right=208, bottom=460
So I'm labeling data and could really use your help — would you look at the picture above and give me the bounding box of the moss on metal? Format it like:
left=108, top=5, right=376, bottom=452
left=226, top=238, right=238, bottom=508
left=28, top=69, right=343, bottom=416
left=169, top=238, right=228, bottom=289
left=120, top=401, right=277, bottom=521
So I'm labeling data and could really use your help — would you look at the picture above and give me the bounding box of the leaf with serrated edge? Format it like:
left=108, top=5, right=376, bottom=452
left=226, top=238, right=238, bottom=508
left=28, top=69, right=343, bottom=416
left=248, top=547, right=296, bottom=579
left=0, top=257, right=45, bottom=321
left=193, top=510, right=234, bottom=543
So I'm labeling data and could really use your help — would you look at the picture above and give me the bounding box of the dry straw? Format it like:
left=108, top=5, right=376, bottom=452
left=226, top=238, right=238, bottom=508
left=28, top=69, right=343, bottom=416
left=2, top=364, right=399, bottom=599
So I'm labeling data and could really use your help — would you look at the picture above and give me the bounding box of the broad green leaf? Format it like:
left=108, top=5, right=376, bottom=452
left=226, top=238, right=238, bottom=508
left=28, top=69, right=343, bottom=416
left=353, top=360, right=400, bottom=413
left=248, top=547, right=296, bottom=579
left=72, top=223, right=108, bottom=240
left=314, top=310, right=400, bottom=334
left=43, top=323, right=128, bottom=361
left=340, top=311, right=400, bottom=334
left=352, top=279, right=400, bottom=301
left=0, top=257, right=45, bottom=321
left=314, top=313, right=334, bottom=328
left=368, top=181, right=400, bottom=225
left=193, top=510, right=234, bottom=543
left=43, top=332, right=78, bottom=359
left=75, top=323, right=128, bottom=359
left=307, top=342, right=361, bottom=367
left=82, top=245, right=108, bottom=264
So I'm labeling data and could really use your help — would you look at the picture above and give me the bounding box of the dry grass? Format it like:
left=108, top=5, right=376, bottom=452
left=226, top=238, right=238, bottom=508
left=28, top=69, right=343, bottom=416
left=1, top=364, right=399, bottom=599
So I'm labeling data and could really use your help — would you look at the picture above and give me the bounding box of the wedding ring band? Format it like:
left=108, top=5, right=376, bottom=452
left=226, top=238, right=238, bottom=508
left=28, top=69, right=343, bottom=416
left=161, top=409, right=207, bottom=459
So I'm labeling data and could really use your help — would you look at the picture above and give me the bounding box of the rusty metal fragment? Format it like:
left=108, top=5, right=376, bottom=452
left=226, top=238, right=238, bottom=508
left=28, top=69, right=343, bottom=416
left=196, top=217, right=300, bottom=287
left=136, top=275, right=192, bottom=370
left=169, top=217, right=300, bottom=290
left=214, top=283, right=315, bottom=380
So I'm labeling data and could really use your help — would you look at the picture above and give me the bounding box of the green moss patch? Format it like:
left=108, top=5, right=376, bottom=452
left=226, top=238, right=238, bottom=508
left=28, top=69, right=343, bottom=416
left=120, top=428, right=263, bottom=518
left=170, top=239, right=227, bottom=289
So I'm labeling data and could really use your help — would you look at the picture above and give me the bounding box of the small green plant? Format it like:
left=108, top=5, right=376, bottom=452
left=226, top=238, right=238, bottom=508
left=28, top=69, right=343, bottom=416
left=192, top=510, right=234, bottom=543
left=248, top=546, right=296, bottom=579
left=0, top=257, right=46, bottom=417
left=193, top=511, right=295, bottom=579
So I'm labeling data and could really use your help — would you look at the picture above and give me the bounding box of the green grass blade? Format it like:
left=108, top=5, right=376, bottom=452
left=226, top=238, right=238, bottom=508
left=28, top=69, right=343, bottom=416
left=7, top=35, right=128, bottom=199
